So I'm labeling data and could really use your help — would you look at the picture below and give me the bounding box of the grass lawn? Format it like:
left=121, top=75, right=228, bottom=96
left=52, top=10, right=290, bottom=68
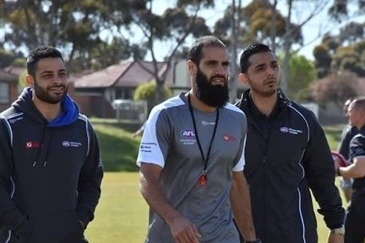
left=84, top=172, right=347, bottom=243
left=85, top=172, right=148, bottom=243
left=85, top=122, right=347, bottom=243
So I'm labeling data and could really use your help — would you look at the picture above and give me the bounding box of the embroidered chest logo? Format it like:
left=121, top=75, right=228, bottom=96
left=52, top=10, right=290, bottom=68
left=181, top=130, right=195, bottom=137
left=180, top=129, right=196, bottom=145
left=279, top=127, right=303, bottom=135
left=62, top=141, right=82, bottom=147
left=201, top=121, right=216, bottom=126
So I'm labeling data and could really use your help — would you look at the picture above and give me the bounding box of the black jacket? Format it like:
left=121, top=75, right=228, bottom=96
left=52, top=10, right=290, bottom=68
left=236, top=89, right=344, bottom=243
left=349, top=126, right=365, bottom=190
left=0, top=88, right=103, bottom=243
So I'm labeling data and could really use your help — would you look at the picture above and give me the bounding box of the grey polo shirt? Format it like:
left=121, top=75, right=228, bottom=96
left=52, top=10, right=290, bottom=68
left=137, top=93, right=247, bottom=243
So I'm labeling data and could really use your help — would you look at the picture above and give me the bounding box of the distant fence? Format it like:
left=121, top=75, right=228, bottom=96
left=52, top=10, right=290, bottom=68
left=112, top=99, right=147, bottom=124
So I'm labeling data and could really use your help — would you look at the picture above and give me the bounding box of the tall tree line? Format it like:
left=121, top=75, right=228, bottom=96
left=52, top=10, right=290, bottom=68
left=1, top=0, right=364, bottom=105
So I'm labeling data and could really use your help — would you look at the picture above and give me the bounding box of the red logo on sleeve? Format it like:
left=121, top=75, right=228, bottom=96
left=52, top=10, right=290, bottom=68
left=25, top=141, right=41, bottom=149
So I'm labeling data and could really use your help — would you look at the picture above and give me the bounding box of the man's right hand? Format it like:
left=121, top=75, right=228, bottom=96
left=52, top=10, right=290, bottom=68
left=170, top=216, right=201, bottom=243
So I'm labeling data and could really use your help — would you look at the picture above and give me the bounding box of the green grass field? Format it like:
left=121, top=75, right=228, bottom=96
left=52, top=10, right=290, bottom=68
left=84, top=122, right=347, bottom=243
left=85, top=172, right=148, bottom=242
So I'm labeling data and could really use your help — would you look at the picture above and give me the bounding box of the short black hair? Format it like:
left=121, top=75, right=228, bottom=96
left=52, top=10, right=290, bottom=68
left=187, top=35, right=226, bottom=65
left=240, top=43, right=273, bottom=73
left=26, top=46, right=64, bottom=77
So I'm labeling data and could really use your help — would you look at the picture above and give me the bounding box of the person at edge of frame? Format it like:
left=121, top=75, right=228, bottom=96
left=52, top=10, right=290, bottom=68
left=337, top=98, right=357, bottom=203
left=338, top=97, right=365, bottom=243
left=0, top=46, right=103, bottom=243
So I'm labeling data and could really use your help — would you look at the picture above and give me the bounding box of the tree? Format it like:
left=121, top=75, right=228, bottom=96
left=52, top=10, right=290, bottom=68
left=278, top=0, right=330, bottom=93
left=333, top=45, right=365, bottom=76
left=313, top=42, right=334, bottom=78
left=311, top=71, right=359, bottom=107
left=11, top=58, right=26, bottom=67
left=311, top=0, right=365, bottom=78
left=338, top=22, right=365, bottom=44
left=328, top=0, right=365, bottom=22
left=313, top=23, right=365, bottom=77
left=0, top=0, right=133, bottom=71
left=212, top=0, right=329, bottom=94
left=134, top=80, right=172, bottom=113
left=281, top=53, right=316, bottom=101
left=0, top=48, right=14, bottom=68
left=213, top=1, right=298, bottom=50
left=71, top=37, right=132, bottom=72
left=0, top=0, right=213, bottom=106
left=213, top=0, right=302, bottom=99
left=118, top=0, right=213, bottom=105
left=18, top=69, right=27, bottom=90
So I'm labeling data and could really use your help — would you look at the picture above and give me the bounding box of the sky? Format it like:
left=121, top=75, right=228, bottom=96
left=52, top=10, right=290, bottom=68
left=148, top=0, right=365, bottom=61
left=1, top=0, right=363, bottom=62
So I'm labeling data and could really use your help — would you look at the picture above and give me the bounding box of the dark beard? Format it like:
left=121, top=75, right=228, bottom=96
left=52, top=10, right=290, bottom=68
left=195, top=69, right=229, bottom=108
left=34, top=80, right=68, bottom=104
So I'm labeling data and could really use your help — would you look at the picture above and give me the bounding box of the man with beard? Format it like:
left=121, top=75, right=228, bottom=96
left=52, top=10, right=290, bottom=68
left=235, top=43, right=345, bottom=243
left=136, top=35, right=259, bottom=243
left=0, top=46, right=103, bottom=243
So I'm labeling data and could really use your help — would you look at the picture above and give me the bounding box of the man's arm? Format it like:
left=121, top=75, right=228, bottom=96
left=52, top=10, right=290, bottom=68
left=139, top=163, right=201, bottom=243
left=339, top=133, right=365, bottom=178
left=0, top=118, right=32, bottom=238
left=302, top=115, right=345, bottom=242
left=230, top=171, right=257, bottom=241
left=338, top=157, right=365, bottom=178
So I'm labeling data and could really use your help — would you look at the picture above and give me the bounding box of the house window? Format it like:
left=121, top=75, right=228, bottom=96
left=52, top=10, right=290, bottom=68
left=0, top=83, right=9, bottom=103
left=115, top=89, right=134, bottom=100
left=124, top=89, right=133, bottom=99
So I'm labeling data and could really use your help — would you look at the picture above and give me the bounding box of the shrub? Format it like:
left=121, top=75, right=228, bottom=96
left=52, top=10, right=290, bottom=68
left=133, top=80, right=172, bottom=112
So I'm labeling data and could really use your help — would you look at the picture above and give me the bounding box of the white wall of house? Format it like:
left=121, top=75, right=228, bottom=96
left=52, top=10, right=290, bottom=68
left=170, top=60, right=190, bottom=96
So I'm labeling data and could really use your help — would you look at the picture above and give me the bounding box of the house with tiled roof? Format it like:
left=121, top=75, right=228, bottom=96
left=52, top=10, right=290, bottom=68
left=73, top=60, right=191, bottom=118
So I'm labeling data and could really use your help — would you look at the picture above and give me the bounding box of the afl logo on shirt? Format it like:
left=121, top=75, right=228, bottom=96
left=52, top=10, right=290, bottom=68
left=181, top=130, right=195, bottom=138
left=180, top=129, right=196, bottom=145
